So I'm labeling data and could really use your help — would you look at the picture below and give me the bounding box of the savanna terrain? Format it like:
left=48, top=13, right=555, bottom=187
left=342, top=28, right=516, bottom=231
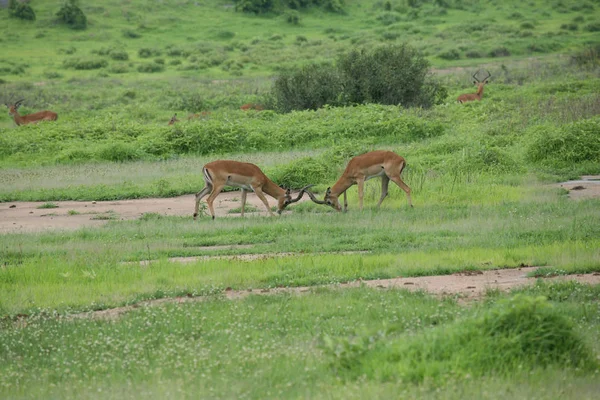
left=1, top=0, right=600, bottom=399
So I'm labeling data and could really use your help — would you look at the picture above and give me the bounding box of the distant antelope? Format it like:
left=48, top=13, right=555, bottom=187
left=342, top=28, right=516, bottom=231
left=187, top=111, right=211, bottom=120
left=6, top=99, right=58, bottom=126
left=457, top=70, right=491, bottom=103
left=240, top=103, right=264, bottom=111
left=168, top=114, right=179, bottom=125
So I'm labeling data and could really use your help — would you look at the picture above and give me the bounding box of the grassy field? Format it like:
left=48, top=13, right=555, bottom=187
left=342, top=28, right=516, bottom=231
left=1, top=0, right=600, bottom=398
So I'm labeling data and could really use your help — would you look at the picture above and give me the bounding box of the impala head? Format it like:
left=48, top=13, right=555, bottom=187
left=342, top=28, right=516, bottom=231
left=168, top=113, right=179, bottom=125
left=276, top=185, right=313, bottom=214
left=7, top=99, right=24, bottom=116
left=305, top=187, right=342, bottom=212
left=473, top=70, right=491, bottom=86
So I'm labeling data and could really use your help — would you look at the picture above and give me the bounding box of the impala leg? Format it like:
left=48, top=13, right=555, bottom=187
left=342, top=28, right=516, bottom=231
left=193, top=184, right=212, bottom=220
left=205, top=184, right=225, bottom=219
left=390, top=176, right=413, bottom=208
left=357, top=178, right=365, bottom=211
left=252, top=186, right=274, bottom=216
left=377, top=175, right=390, bottom=208
left=343, top=190, right=348, bottom=212
left=240, top=189, right=247, bottom=217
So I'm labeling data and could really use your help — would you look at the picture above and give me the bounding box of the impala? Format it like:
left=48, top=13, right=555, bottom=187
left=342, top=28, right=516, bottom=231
left=168, top=113, right=179, bottom=125
left=187, top=111, right=211, bottom=120
left=6, top=99, right=58, bottom=126
left=457, top=70, right=491, bottom=103
left=193, top=160, right=312, bottom=220
left=240, top=103, right=264, bottom=111
left=305, top=150, right=412, bottom=212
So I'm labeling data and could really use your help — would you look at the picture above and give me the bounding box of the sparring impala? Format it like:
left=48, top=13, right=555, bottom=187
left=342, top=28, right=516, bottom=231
left=168, top=113, right=179, bottom=125
left=457, top=70, right=491, bottom=103
left=305, top=150, right=412, bottom=212
left=6, top=99, right=58, bottom=126
left=193, top=160, right=312, bottom=220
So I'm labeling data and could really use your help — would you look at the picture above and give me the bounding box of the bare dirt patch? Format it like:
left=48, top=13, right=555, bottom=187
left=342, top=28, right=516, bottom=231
left=71, top=267, right=600, bottom=320
left=0, top=192, right=307, bottom=234
left=556, top=175, right=600, bottom=201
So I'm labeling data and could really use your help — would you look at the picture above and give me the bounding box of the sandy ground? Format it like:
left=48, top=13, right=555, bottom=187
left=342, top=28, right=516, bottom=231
left=2, top=177, right=599, bottom=234
left=70, top=266, right=600, bottom=320
left=0, top=191, right=293, bottom=234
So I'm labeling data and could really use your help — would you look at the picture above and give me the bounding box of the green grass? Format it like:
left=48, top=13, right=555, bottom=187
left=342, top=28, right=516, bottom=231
left=1, top=1, right=599, bottom=398
left=0, top=284, right=598, bottom=400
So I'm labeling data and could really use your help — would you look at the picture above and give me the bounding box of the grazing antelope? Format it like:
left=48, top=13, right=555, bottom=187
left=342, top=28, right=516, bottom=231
left=193, top=160, right=313, bottom=220
left=240, top=103, right=264, bottom=111
left=305, top=150, right=412, bottom=212
left=187, top=111, right=211, bottom=120
left=6, top=99, right=58, bottom=126
left=457, top=70, right=491, bottom=103
left=168, top=114, right=179, bottom=125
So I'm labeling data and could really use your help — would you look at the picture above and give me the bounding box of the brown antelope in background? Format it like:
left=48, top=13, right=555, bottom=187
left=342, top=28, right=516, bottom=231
left=305, top=150, right=412, bottom=212
left=6, top=99, right=58, bottom=126
left=240, top=103, right=264, bottom=111
left=193, top=160, right=313, bottom=219
left=187, top=111, right=211, bottom=120
left=168, top=114, right=179, bottom=125
left=457, top=70, right=491, bottom=103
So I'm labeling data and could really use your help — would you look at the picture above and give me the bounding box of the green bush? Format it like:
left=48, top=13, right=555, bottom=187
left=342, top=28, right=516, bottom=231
left=8, top=0, right=36, bottom=21
left=325, top=295, right=598, bottom=382
left=585, top=22, right=600, bottom=32
left=62, top=57, right=108, bottom=70
left=271, top=64, right=344, bottom=112
left=337, top=44, right=444, bottom=108
left=138, top=48, right=162, bottom=58
left=527, top=118, right=600, bottom=166
left=109, top=50, right=129, bottom=61
left=137, top=62, right=164, bottom=73
left=56, top=0, right=88, bottom=30
left=95, top=142, right=146, bottom=162
left=439, top=48, right=460, bottom=60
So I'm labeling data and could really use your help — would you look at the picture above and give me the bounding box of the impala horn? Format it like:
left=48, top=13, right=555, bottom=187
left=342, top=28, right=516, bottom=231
left=482, top=69, right=491, bottom=82
left=14, top=99, right=25, bottom=107
left=288, top=184, right=314, bottom=204
left=304, top=188, right=327, bottom=205
left=472, top=70, right=481, bottom=83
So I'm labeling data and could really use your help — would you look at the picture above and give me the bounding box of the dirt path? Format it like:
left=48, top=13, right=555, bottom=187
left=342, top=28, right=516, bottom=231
left=556, top=175, right=600, bottom=200
left=0, top=192, right=299, bottom=233
left=71, top=266, right=600, bottom=320
left=2, top=176, right=598, bottom=234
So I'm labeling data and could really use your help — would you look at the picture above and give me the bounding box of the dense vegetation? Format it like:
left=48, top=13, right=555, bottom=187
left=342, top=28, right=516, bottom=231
left=1, top=0, right=599, bottom=398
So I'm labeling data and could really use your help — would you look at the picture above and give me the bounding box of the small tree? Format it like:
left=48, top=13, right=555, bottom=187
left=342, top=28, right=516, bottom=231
left=56, top=0, right=87, bottom=30
left=8, top=0, right=36, bottom=21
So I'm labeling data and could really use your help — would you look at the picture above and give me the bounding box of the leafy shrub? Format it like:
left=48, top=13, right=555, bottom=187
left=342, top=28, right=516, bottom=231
left=439, top=48, right=460, bottom=60
left=489, top=46, right=510, bottom=57
left=137, top=62, right=164, bottom=73
left=585, top=22, right=600, bottom=32
left=377, top=12, right=401, bottom=26
left=63, top=57, right=108, bottom=70
left=570, top=44, right=600, bottom=68
left=269, top=157, right=331, bottom=189
left=560, top=23, right=578, bottom=31
left=109, top=63, right=130, bottom=74
left=109, top=50, right=129, bottom=61
left=527, top=118, right=600, bottom=165
left=271, top=64, right=344, bottom=112
left=56, top=0, right=88, bottom=30
left=138, top=48, right=162, bottom=58
left=337, top=44, right=444, bottom=108
left=465, top=50, right=483, bottom=58
left=520, top=21, right=535, bottom=29
left=95, top=142, right=145, bottom=162
left=8, top=0, right=36, bottom=21
left=284, top=10, right=300, bottom=24
left=325, top=295, right=598, bottom=382
left=122, top=29, right=142, bottom=39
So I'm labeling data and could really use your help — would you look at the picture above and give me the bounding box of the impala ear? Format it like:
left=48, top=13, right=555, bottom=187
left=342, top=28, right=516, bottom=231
left=473, top=81, right=477, bottom=85
left=285, top=188, right=291, bottom=195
